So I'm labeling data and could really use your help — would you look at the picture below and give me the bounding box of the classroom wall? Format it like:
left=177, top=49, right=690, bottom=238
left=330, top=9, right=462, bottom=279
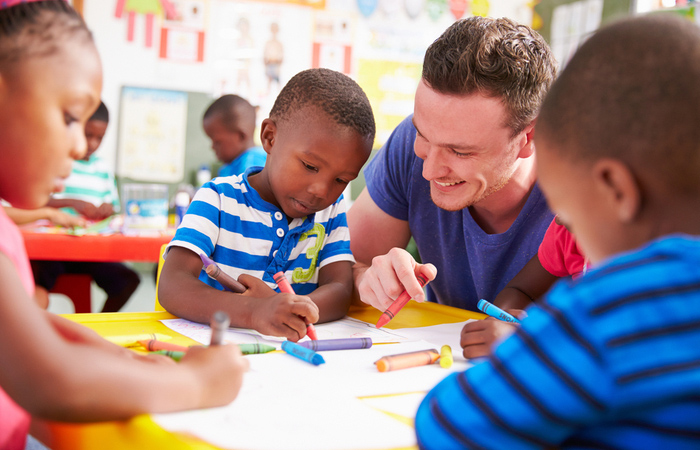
left=81, top=0, right=534, bottom=190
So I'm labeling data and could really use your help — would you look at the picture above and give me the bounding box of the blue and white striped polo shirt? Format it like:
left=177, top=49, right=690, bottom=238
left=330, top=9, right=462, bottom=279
left=168, top=167, right=354, bottom=295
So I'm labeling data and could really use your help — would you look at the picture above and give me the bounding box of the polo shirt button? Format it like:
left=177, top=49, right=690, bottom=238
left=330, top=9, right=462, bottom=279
left=276, top=228, right=284, bottom=237
left=274, top=211, right=283, bottom=221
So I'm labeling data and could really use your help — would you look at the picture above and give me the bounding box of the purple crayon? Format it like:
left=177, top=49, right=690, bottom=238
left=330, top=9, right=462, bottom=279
left=199, top=254, right=247, bottom=293
left=298, top=338, right=372, bottom=351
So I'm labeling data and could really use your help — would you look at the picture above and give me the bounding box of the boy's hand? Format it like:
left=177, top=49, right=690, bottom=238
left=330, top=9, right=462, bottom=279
left=179, top=344, right=249, bottom=408
left=46, top=208, right=85, bottom=228
left=96, top=203, right=114, bottom=220
left=238, top=273, right=276, bottom=298
left=460, top=311, right=524, bottom=359
left=250, top=293, right=319, bottom=342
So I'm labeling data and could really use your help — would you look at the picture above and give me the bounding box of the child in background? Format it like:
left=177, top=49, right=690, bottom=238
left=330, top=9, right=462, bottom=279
left=0, top=3, right=247, bottom=449
left=30, top=101, right=140, bottom=312
left=460, top=217, right=585, bottom=358
left=416, top=14, right=700, bottom=448
left=159, top=68, right=375, bottom=341
left=202, top=94, right=267, bottom=177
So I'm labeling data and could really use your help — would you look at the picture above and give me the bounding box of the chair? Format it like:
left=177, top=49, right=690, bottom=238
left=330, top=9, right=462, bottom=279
left=51, top=273, right=92, bottom=313
left=154, top=244, right=167, bottom=311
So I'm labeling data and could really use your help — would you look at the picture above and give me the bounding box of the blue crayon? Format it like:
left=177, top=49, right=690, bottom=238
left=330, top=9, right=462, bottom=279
left=281, top=340, right=325, bottom=366
left=298, top=338, right=372, bottom=351
left=477, top=299, right=522, bottom=324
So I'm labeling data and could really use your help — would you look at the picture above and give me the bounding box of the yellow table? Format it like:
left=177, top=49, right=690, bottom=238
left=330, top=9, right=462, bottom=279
left=39, top=302, right=484, bottom=450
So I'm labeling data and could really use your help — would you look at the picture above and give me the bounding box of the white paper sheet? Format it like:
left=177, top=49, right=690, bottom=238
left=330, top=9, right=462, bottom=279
left=160, top=316, right=411, bottom=349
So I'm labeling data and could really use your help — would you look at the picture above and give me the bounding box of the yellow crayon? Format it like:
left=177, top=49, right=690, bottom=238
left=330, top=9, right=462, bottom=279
left=439, top=345, right=453, bottom=369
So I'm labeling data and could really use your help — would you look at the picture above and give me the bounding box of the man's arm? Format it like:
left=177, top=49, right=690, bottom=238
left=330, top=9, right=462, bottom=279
left=348, top=188, right=436, bottom=311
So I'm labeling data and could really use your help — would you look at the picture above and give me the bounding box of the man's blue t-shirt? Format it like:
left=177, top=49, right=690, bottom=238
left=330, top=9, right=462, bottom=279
left=218, top=146, right=267, bottom=178
left=364, top=115, right=554, bottom=311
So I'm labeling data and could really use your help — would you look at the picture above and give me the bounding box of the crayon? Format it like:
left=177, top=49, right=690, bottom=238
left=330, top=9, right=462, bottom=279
left=298, top=338, right=372, bottom=351
left=439, top=345, right=453, bottom=369
left=281, top=340, right=325, bottom=366
left=152, top=350, right=185, bottom=361
left=209, top=310, right=230, bottom=346
left=200, top=254, right=247, bottom=293
left=477, top=299, right=522, bottom=324
left=273, top=271, right=318, bottom=340
left=138, top=339, right=189, bottom=352
left=238, top=343, right=276, bottom=355
left=106, top=333, right=172, bottom=348
left=374, top=349, right=439, bottom=372
left=376, top=274, right=429, bottom=329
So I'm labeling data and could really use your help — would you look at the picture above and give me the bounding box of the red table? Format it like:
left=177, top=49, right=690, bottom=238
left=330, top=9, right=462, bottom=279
left=22, top=230, right=172, bottom=312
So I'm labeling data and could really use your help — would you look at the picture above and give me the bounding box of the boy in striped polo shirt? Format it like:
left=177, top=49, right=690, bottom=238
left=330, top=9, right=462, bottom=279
left=160, top=68, right=375, bottom=341
left=416, top=15, right=700, bottom=449
left=32, top=101, right=140, bottom=312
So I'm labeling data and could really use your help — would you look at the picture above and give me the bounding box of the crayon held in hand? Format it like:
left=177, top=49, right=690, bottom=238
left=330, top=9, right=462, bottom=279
left=138, top=339, right=189, bottom=353
left=298, top=338, right=372, bottom=351
left=375, top=349, right=439, bottom=372
left=376, top=274, right=429, bottom=329
left=209, top=311, right=230, bottom=346
left=281, top=340, right=325, bottom=366
left=477, top=299, right=522, bottom=324
left=274, top=271, right=318, bottom=340
left=200, top=254, right=247, bottom=293
left=439, top=345, right=453, bottom=369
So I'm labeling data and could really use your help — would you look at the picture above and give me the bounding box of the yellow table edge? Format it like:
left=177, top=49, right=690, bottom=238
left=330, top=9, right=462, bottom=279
left=42, top=303, right=485, bottom=450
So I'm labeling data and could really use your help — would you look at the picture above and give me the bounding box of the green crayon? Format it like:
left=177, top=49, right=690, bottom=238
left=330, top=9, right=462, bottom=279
left=152, top=350, right=185, bottom=361
left=238, top=343, right=276, bottom=355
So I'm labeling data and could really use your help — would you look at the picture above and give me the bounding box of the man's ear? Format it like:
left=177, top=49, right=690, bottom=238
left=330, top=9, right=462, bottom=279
left=516, top=122, right=536, bottom=159
left=592, top=158, right=641, bottom=223
left=259, top=118, right=276, bottom=155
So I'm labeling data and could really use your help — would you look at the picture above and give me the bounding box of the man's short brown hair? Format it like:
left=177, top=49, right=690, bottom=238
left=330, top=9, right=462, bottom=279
left=422, top=16, right=556, bottom=136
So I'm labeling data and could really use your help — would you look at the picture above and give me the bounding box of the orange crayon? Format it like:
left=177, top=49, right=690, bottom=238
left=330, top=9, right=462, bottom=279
left=273, top=271, right=318, bottom=340
left=375, top=349, right=440, bottom=372
left=139, top=339, right=189, bottom=353
left=376, top=274, right=429, bottom=328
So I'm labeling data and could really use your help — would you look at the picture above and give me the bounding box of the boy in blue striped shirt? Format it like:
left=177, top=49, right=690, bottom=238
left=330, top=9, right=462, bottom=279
left=416, top=15, right=700, bottom=449
left=159, top=68, right=375, bottom=341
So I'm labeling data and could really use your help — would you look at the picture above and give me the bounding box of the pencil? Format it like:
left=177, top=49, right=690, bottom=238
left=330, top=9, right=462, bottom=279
left=273, top=271, right=318, bottom=340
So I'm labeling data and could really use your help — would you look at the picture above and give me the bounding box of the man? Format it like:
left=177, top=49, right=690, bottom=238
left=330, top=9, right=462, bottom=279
left=349, top=17, right=557, bottom=312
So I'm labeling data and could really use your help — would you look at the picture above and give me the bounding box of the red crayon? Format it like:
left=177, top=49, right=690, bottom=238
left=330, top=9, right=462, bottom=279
left=376, top=274, right=429, bottom=329
left=139, top=339, right=189, bottom=353
left=273, top=271, right=318, bottom=340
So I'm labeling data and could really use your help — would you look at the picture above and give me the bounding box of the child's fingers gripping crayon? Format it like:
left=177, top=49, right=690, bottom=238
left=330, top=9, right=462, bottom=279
left=375, top=349, right=440, bottom=372
left=273, top=271, right=318, bottom=340
left=210, top=311, right=230, bottom=346
left=200, top=254, right=247, bottom=293
left=439, top=345, right=453, bottom=369
left=376, top=274, right=429, bottom=329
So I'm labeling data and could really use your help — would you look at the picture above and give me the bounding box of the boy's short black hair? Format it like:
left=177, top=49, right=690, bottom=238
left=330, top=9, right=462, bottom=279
left=0, top=1, right=92, bottom=71
left=269, top=68, right=375, bottom=144
left=89, top=101, right=109, bottom=123
left=203, top=94, right=256, bottom=134
left=536, top=14, right=700, bottom=195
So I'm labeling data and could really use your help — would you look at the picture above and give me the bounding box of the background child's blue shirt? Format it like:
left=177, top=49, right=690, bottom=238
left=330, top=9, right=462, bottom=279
left=416, top=234, right=700, bottom=449
left=168, top=167, right=354, bottom=295
left=218, top=146, right=267, bottom=178
left=364, top=115, right=553, bottom=311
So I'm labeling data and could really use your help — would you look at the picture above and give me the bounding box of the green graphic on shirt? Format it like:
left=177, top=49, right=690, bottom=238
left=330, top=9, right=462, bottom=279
left=292, top=223, right=326, bottom=283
